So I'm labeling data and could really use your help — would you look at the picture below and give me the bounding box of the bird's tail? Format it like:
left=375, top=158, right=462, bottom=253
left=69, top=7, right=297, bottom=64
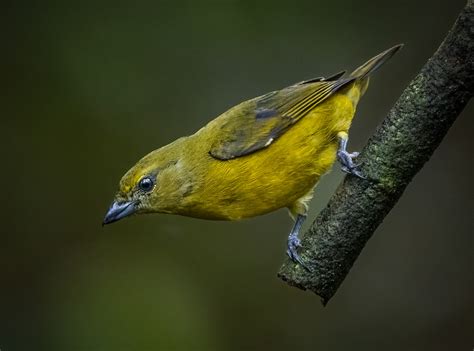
left=349, top=44, right=403, bottom=79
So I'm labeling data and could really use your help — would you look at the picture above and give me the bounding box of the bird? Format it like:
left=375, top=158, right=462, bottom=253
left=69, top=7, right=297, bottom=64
left=103, top=44, right=402, bottom=269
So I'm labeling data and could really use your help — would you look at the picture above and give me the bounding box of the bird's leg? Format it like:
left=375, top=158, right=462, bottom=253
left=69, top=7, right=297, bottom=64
left=286, top=214, right=311, bottom=271
left=336, top=131, right=365, bottom=179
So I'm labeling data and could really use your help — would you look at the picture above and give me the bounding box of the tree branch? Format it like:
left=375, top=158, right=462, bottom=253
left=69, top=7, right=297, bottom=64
left=278, top=1, right=474, bottom=305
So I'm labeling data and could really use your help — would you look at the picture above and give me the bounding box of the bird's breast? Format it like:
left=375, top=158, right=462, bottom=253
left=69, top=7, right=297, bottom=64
left=180, top=93, right=356, bottom=220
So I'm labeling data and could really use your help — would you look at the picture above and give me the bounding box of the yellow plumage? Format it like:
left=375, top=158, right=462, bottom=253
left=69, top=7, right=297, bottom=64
left=185, top=91, right=355, bottom=220
left=104, top=44, right=402, bottom=265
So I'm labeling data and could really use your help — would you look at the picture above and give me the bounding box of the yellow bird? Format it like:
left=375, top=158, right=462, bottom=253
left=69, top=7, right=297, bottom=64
left=104, top=45, right=402, bottom=267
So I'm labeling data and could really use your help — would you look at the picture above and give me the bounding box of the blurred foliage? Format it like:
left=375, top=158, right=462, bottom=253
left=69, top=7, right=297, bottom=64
left=1, top=0, right=472, bottom=350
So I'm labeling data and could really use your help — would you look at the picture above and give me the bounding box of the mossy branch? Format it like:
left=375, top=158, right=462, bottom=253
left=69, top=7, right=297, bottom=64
left=278, top=1, right=473, bottom=305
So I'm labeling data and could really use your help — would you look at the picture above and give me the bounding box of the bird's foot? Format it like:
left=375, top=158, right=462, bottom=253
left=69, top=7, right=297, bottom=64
left=337, top=150, right=366, bottom=179
left=286, top=233, right=312, bottom=272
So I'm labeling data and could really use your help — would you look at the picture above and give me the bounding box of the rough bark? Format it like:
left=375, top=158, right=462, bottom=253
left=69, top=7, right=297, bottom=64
left=278, top=1, right=473, bottom=305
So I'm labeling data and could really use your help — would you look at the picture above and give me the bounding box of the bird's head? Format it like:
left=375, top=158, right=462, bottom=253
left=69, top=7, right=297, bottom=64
left=103, top=142, right=188, bottom=225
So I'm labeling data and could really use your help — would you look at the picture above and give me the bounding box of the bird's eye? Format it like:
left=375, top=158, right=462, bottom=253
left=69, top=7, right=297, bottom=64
left=138, top=176, right=154, bottom=192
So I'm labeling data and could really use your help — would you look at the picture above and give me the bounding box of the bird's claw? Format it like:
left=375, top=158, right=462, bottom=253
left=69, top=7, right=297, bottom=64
left=337, top=150, right=366, bottom=179
left=286, top=234, right=312, bottom=271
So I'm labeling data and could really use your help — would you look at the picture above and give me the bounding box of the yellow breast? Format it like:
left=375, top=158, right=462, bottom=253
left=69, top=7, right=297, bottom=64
left=181, top=87, right=358, bottom=220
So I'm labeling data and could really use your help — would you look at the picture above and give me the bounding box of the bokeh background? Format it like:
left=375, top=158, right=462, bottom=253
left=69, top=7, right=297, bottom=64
left=2, top=0, right=472, bottom=350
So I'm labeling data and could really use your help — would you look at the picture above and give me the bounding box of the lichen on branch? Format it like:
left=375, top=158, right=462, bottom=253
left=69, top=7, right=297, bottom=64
left=278, top=1, right=474, bottom=305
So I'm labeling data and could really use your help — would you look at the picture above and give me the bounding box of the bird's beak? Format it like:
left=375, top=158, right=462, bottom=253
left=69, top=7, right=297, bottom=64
left=103, top=200, right=137, bottom=225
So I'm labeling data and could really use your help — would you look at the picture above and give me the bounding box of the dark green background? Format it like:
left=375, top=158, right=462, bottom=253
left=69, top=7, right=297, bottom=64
left=2, top=0, right=472, bottom=350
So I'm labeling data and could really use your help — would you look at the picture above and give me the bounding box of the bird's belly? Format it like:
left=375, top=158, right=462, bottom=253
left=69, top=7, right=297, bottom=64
left=229, top=142, right=338, bottom=219
left=185, top=95, right=354, bottom=220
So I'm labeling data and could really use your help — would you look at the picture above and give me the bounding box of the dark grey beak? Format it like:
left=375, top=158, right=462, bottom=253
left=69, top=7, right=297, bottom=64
left=103, top=200, right=137, bottom=225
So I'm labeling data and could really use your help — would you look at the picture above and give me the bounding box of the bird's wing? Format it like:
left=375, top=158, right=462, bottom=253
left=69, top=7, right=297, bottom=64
left=209, top=72, right=353, bottom=160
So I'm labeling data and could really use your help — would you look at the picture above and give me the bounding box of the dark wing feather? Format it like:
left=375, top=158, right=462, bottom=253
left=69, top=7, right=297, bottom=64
left=294, top=70, right=346, bottom=85
left=209, top=74, right=354, bottom=160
